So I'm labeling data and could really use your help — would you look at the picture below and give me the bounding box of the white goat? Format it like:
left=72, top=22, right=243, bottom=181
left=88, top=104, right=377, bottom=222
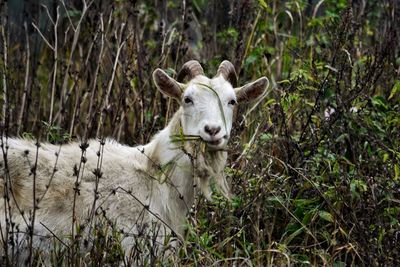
left=0, top=60, right=268, bottom=262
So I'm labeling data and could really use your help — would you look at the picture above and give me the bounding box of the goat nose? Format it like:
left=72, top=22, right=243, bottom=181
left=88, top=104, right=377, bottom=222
left=204, top=125, right=221, bottom=136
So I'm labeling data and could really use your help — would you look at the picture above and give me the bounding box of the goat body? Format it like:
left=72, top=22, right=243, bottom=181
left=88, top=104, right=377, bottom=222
left=1, top=110, right=200, bottom=253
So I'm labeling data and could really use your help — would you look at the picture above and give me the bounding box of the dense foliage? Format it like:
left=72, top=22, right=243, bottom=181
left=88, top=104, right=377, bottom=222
left=1, top=0, right=399, bottom=265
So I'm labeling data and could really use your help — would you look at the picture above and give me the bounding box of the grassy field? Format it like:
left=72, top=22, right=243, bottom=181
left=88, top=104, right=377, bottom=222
left=1, top=0, right=399, bottom=266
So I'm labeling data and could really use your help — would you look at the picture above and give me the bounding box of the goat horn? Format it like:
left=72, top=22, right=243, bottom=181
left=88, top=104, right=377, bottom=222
left=176, top=60, right=204, bottom=82
left=216, top=60, right=237, bottom=87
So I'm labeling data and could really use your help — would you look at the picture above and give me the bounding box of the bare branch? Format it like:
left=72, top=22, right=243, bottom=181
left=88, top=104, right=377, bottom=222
left=1, top=7, right=8, bottom=127
left=31, top=23, right=55, bottom=51
left=55, top=0, right=92, bottom=124
left=17, top=22, right=30, bottom=136
left=96, top=23, right=128, bottom=138
left=48, top=6, right=60, bottom=126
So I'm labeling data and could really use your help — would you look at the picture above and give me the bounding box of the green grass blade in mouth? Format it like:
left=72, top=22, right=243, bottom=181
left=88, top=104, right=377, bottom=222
left=170, top=127, right=202, bottom=143
left=170, top=135, right=202, bottom=143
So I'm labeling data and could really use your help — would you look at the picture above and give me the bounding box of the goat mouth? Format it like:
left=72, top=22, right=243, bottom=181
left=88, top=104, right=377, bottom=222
left=199, top=135, right=228, bottom=150
left=207, top=139, right=221, bottom=146
left=203, top=138, right=227, bottom=150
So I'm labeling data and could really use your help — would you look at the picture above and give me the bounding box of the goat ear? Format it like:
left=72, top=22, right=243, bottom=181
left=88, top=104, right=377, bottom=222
left=153, top=68, right=183, bottom=100
left=234, top=77, right=269, bottom=103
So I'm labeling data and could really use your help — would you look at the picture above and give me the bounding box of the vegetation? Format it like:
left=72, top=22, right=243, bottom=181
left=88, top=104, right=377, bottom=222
left=1, top=0, right=399, bottom=265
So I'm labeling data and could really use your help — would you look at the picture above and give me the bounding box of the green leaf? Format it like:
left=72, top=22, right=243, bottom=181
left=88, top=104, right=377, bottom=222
left=66, top=9, right=82, bottom=18
left=319, top=211, right=334, bottom=223
left=277, top=79, right=290, bottom=84
left=394, top=164, right=400, bottom=181
left=260, top=133, right=272, bottom=141
left=258, top=0, right=268, bottom=10
left=244, top=54, right=258, bottom=66
left=350, top=179, right=368, bottom=199
left=383, top=153, right=389, bottom=163
left=389, top=81, right=400, bottom=100
left=371, top=95, right=388, bottom=110
left=284, top=226, right=304, bottom=244
left=333, top=261, right=346, bottom=267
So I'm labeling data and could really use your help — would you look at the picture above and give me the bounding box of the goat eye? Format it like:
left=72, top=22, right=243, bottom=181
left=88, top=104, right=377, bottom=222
left=228, top=99, right=237, bottom=106
left=184, top=96, right=193, bottom=105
